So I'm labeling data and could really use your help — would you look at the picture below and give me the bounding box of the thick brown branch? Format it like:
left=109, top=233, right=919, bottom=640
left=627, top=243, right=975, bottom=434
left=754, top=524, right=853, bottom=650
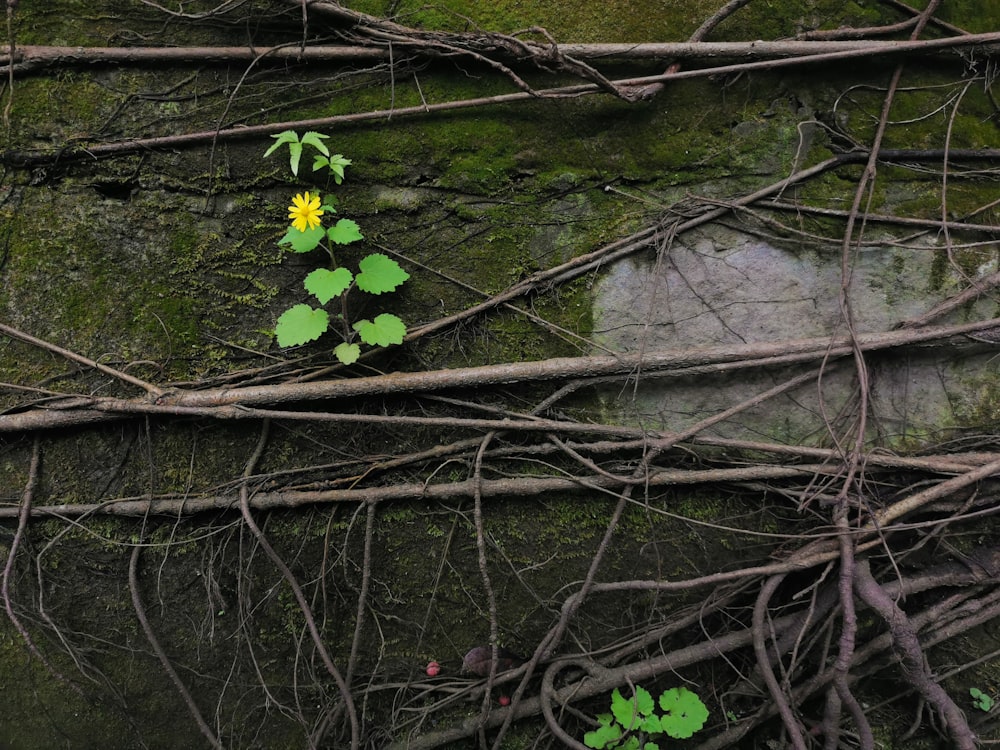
left=6, top=39, right=991, bottom=72
left=854, top=559, right=977, bottom=749
left=6, top=28, right=1000, bottom=167
left=1, top=316, right=996, bottom=434
left=0, top=462, right=844, bottom=518
left=390, top=548, right=1000, bottom=750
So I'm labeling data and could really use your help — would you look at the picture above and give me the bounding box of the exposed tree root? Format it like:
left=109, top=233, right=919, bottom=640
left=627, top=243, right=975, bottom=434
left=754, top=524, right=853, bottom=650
left=3, top=2, right=1000, bottom=748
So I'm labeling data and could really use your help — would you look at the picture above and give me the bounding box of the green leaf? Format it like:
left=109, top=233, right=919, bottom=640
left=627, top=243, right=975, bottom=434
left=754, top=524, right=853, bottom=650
left=971, top=688, right=994, bottom=711
left=313, top=155, right=330, bottom=172
left=642, top=743, right=660, bottom=750
left=352, top=313, right=406, bottom=347
left=639, top=714, right=661, bottom=734
left=334, top=342, right=361, bottom=365
left=279, top=224, right=325, bottom=253
left=611, top=688, right=637, bottom=730
left=275, top=304, right=329, bottom=347
left=583, top=723, right=621, bottom=749
left=300, top=131, right=330, bottom=156
left=328, top=218, right=364, bottom=246
left=620, top=739, right=640, bottom=750
left=304, top=267, right=353, bottom=305
left=328, top=154, right=352, bottom=184
left=288, top=141, right=304, bottom=176
left=355, top=253, right=409, bottom=294
left=658, top=687, right=709, bottom=740
left=263, top=130, right=299, bottom=159
left=633, top=687, right=654, bottom=717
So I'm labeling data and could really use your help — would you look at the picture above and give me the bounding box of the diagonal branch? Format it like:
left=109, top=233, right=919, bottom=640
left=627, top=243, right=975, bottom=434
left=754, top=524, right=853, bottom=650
left=854, top=559, right=977, bottom=749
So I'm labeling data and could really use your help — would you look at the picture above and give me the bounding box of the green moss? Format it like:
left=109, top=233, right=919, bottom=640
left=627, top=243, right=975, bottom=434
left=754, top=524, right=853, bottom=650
left=0, top=632, right=134, bottom=748
left=7, top=3, right=1000, bottom=746
left=345, top=0, right=710, bottom=40
left=8, top=74, right=109, bottom=145
left=13, top=0, right=136, bottom=46
left=936, top=0, right=1000, bottom=32
left=0, top=186, right=286, bottom=382
left=830, top=72, right=1000, bottom=154
left=955, top=372, right=1000, bottom=427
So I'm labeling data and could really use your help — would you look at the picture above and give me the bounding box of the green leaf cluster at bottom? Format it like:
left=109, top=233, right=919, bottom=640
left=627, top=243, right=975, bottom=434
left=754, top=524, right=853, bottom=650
left=584, top=686, right=708, bottom=750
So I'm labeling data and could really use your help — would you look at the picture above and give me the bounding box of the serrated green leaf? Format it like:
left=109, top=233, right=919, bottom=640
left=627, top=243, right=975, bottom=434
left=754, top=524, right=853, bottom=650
left=352, top=313, right=406, bottom=347
left=620, top=738, right=640, bottom=750
left=634, top=687, right=654, bottom=717
left=263, top=130, right=299, bottom=159
left=300, top=131, right=330, bottom=156
left=304, top=267, right=353, bottom=305
left=611, top=688, right=637, bottom=730
left=279, top=225, right=325, bottom=253
left=328, top=218, right=363, bottom=246
left=658, top=687, right=708, bottom=739
left=643, top=743, right=659, bottom=750
left=355, top=253, right=409, bottom=294
left=583, top=723, right=621, bottom=749
left=639, top=714, right=661, bottom=734
left=288, top=142, right=304, bottom=176
left=313, top=155, right=330, bottom=172
left=275, top=304, right=329, bottom=347
left=334, top=342, right=361, bottom=365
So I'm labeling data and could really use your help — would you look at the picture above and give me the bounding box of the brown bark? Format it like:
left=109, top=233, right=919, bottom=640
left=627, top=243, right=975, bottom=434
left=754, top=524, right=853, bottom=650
left=3, top=316, right=999, bottom=434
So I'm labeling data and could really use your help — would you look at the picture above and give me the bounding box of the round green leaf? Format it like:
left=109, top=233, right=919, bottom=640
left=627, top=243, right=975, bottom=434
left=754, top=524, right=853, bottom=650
left=327, top=218, right=363, bottom=245
left=611, top=688, right=638, bottom=729
left=334, top=342, right=361, bottom=365
left=279, top=224, right=325, bottom=253
left=275, top=304, right=329, bottom=347
left=304, top=267, right=353, bottom=305
left=583, top=723, right=621, bottom=749
left=658, top=687, right=708, bottom=739
left=352, top=313, right=406, bottom=347
left=639, top=714, right=661, bottom=734
left=355, top=253, right=410, bottom=295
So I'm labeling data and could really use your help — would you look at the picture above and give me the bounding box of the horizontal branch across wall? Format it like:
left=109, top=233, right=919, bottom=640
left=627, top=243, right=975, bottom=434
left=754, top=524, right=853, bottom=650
left=7, top=38, right=995, bottom=71
left=2, top=316, right=998, bottom=434
left=0, top=462, right=872, bottom=518
left=8, top=446, right=1000, bottom=518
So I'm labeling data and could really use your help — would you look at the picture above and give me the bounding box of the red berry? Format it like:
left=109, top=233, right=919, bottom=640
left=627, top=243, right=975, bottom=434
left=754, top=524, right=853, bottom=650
left=425, top=661, right=441, bottom=677
left=498, top=695, right=511, bottom=706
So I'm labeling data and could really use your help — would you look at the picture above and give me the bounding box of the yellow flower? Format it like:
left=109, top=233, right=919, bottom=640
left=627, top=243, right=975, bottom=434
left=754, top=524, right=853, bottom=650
left=288, top=192, right=324, bottom=232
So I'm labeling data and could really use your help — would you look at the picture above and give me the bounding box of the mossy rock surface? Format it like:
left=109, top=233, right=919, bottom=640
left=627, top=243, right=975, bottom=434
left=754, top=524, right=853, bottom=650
left=1, top=1, right=999, bottom=748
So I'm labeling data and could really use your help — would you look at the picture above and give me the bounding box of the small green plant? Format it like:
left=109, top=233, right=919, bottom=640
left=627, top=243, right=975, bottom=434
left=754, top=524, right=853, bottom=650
left=584, top=686, right=709, bottom=750
left=265, top=130, right=408, bottom=364
left=971, top=687, right=994, bottom=712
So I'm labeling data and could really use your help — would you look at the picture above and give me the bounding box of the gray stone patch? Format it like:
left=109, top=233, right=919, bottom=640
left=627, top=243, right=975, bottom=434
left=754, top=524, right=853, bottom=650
left=590, top=225, right=999, bottom=446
